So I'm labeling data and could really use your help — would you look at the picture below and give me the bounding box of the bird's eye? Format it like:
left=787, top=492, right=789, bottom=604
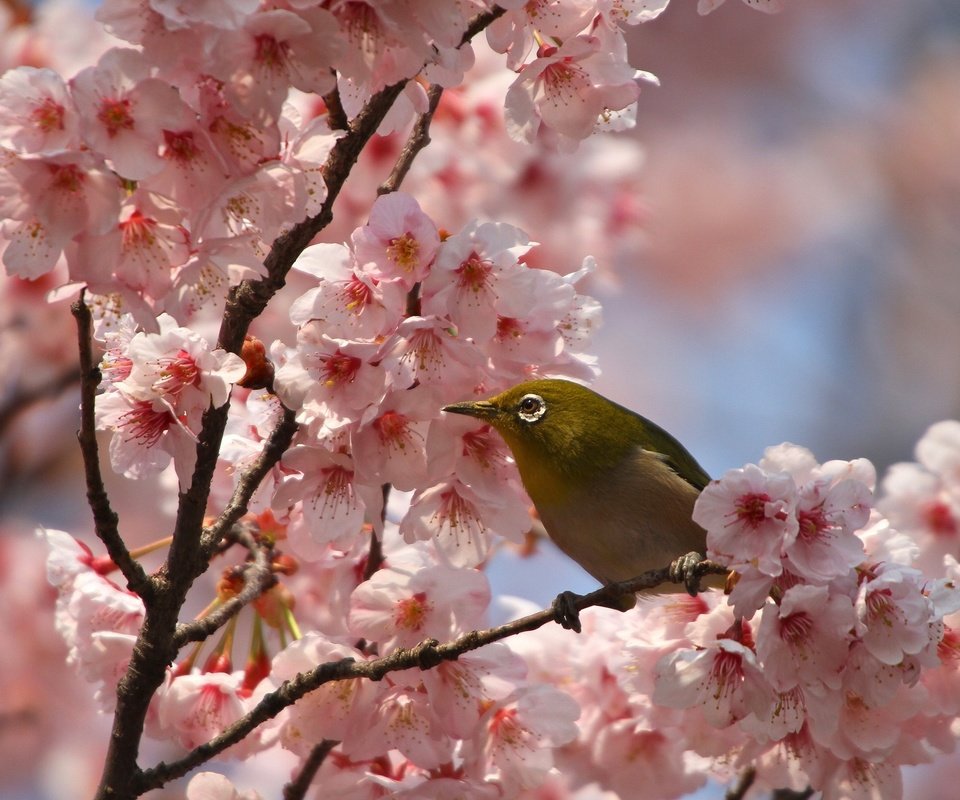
left=517, top=393, right=546, bottom=423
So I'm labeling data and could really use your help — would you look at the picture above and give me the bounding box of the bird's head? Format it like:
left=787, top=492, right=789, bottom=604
left=443, top=379, right=645, bottom=499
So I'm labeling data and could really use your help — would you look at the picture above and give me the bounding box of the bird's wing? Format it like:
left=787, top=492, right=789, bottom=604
left=649, top=449, right=711, bottom=492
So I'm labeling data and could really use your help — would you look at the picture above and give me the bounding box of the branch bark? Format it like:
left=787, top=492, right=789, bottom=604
left=92, top=10, right=508, bottom=799
left=71, top=294, right=152, bottom=600
left=378, top=82, right=445, bottom=196
left=282, top=740, right=337, bottom=800
left=135, top=560, right=729, bottom=792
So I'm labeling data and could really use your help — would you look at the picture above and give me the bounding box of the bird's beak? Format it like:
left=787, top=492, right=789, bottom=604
left=442, top=399, right=498, bottom=420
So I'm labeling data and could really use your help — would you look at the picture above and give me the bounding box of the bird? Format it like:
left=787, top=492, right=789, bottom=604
left=443, top=378, right=713, bottom=632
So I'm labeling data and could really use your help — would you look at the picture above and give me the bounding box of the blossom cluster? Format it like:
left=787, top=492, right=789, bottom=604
left=507, top=435, right=960, bottom=800
left=0, top=0, right=672, bottom=318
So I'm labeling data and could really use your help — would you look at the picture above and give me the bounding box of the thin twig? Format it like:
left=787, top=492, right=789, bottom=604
left=200, top=402, right=298, bottom=559
left=70, top=294, right=151, bottom=599
left=322, top=80, right=349, bottom=131
left=725, top=766, right=757, bottom=800
left=378, top=82, right=445, bottom=196
left=135, top=559, right=728, bottom=791
left=282, top=740, right=337, bottom=800
left=173, top=526, right=277, bottom=648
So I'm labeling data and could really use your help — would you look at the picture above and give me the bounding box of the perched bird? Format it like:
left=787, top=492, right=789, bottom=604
left=443, top=378, right=713, bottom=631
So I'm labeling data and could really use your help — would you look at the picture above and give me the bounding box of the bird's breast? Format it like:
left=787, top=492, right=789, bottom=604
left=529, top=447, right=707, bottom=588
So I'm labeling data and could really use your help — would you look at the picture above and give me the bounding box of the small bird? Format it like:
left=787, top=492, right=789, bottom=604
left=443, top=378, right=712, bottom=631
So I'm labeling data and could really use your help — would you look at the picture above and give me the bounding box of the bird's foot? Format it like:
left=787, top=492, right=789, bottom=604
left=670, top=551, right=705, bottom=597
left=552, top=590, right=583, bottom=633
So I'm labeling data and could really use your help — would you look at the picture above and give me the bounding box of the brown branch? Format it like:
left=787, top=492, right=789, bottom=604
left=282, top=740, right=338, bottom=800
left=134, top=560, right=728, bottom=791
left=377, top=82, right=445, bottom=196
left=95, top=10, right=509, bottom=798
left=70, top=294, right=152, bottom=599
left=173, top=526, right=277, bottom=648
left=725, top=766, right=757, bottom=800
left=322, top=80, right=349, bottom=131
left=199, top=402, right=298, bottom=560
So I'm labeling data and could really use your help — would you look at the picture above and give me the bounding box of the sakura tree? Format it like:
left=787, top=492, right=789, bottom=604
left=4, top=1, right=959, bottom=799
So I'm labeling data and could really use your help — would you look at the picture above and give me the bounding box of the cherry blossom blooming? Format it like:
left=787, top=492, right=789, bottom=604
left=16, top=1, right=960, bottom=799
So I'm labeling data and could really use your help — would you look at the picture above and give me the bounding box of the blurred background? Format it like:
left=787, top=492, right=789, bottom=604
left=3, top=0, right=960, bottom=797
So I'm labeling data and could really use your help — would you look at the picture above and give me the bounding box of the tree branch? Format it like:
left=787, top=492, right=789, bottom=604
left=725, top=766, right=756, bottom=800
left=199, top=402, right=298, bottom=560
left=378, top=82, right=445, bottom=196
left=173, top=526, right=277, bottom=648
left=282, top=740, right=337, bottom=800
left=135, top=560, right=729, bottom=791
left=70, top=294, right=152, bottom=599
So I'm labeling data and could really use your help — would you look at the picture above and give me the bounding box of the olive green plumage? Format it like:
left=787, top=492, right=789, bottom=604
left=444, top=379, right=711, bottom=590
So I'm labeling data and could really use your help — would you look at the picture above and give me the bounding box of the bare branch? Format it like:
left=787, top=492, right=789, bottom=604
left=70, top=294, right=152, bottom=599
left=173, top=526, right=277, bottom=648
left=378, top=82, right=444, bottom=196
left=135, top=559, right=729, bottom=791
left=321, top=80, right=349, bottom=131
left=282, top=740, right=337, bottom=800
left=200, top=402, right=298, bottom=559
left=725, top=766, right=757, bottom=800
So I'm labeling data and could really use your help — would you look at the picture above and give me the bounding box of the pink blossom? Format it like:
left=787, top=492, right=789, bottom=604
left=402, top=478, right=532, bottom=568
left=272, top=634, right=381, bottom=754
left=654, top=638, right=775, bottom=728
left=855, top=564, right=938, bottom=666
left=273, top=327, right=385, bottom=436
left=148, top=0, right=260, bottom=31
left=209, top=8, right=340, bottom=117
left=916, top=420, right=960, bottom=490
left=379, top=315, right=485, bottom=391
left=465, top=684, right=580, bottom=792
left=119, top=315, right=246, bottom=408
left=353, top=192, right=440, bottom=289
left=186, top=772, right=263, bottom=800
left=694, top=463, right=799, bottom=576
left=351, top=387, right=433, bottom=491
left=504, top=27, right=652, bottom=149
left=2, top=152, right=121, bottom=278
left=340, top=686, right=454, bottom=769
left=421, top=220, right=534, bottom=342
left=420, top=643, right=528, bottom=740
left=348, top=558, right=490, bottom=650
left=155, top=671, right=257, bottom=752
left=290, top=242, right=405, bottom=340
left=757, top=585, right=856, bottom=692
left=425, top=415, right=527, bottom=501
left=784, top=477, right=869, bottom=583
left=487, top=0, right=596, bottom=71
left=70, top=48, right=189, bottom=180
left=275, top=445, right=378, bottom=556
left=70, top=191, right=190, bottom=301
left=0, top=66, right=78, bottom=155
left=62, top=571, right=145, bottom=710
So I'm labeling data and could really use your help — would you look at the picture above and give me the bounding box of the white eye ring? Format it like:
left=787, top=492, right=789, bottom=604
left=517, top=393, right=546, bottom=423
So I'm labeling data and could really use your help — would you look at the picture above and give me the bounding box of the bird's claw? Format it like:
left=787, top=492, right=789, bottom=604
left=670, top=551, right=705, bottom=597
left=552, top=590, right=583, bottom=633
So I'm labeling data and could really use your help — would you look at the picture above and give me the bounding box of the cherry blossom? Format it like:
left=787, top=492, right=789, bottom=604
left=504, top=26, right=654, bottom=150
left=348, top=554, right=490, bottom=649
left=0, top=66, right=78, bottom=155
left=186, top=772, right=263, bottom=800
left=352, top=192, right=440, bottom=289
left=694, top=463, right=799, bottom=576
left=70, top=48, right=190, bottom=181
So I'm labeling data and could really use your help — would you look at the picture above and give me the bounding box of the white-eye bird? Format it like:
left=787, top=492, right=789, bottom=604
left=443, top=378, right=712, bottom=631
